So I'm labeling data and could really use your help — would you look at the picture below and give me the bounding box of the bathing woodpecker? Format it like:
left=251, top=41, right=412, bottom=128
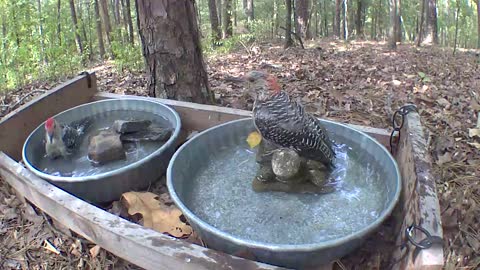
left=44, top=117, right=92, bottom=159
left=245, top=70, right=336, bottom=168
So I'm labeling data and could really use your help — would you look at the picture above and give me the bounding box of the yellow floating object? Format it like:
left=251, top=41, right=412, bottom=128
left=246, top=131, right=262, bottom=148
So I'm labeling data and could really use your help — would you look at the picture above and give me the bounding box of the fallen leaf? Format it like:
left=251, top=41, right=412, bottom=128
left=436, top=98, right=451, bottom=108
left=43, top=240, right=60, bottom=255
left=468, top=128, right=480, bottom=138
left=246, top=131, right=262, bottom=148
left=437, top=152, right=452, bottom=165
left=121, top=192, right=192, bottom=238
left=89, top=245, right=101, bottom=258
left=392, top=80, right=401, bottom=86
left=468, top=142, right=480, bottom=149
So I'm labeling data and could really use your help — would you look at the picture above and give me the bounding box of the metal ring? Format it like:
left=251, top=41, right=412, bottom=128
left=406, top=225, right=433, bottom=249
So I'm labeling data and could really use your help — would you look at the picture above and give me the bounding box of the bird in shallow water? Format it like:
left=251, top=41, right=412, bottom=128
left=244, top=70, right=336, bottom=168
left=44, top=116, right=92, bottom=159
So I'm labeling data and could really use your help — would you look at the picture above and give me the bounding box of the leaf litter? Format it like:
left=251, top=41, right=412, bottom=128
left=0, top=39, right=479, bottom=269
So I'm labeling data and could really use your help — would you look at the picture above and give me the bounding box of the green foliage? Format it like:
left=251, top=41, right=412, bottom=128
left=111, top=41, right=144, bottom=72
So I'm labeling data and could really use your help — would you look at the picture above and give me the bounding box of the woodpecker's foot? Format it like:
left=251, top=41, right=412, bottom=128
left=253, top=164, right=275, bottom=182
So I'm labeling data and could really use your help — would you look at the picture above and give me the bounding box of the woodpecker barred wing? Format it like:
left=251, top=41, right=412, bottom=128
left=253, top=91, right=336, bottom=167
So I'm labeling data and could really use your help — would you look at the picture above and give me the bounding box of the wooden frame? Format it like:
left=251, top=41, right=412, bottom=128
left=0, top=73, right=444, bottom=270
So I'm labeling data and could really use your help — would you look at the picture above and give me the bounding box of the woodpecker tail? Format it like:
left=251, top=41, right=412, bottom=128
left=71, top=117, right=93, bottom=135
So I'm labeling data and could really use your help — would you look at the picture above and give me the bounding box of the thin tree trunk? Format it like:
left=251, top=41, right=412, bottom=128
left=69, top=0, right=84, bottom=55
left=343, top=0, right=348, bottom=40
left=285, top=0, right=293, bottom=48
left=222, top=0, right=232, bottom=38
left=295, top=0, right=311, bottom=39
left=94, top=0, right=105, bottom=59
left=416, top=0, right=425, bottom=46
left=388, top=0, right=396, bottom=48
left=273, top=0, right=279, bottom=37
left=114, top=0, right=121, bottom=25
left=124, top=0, right=134, bottom=45
left=395, top=0, right=401, bottom=42
left=356, top=0, right=362, bottom=37
left=246, top=0, right=254, bottom=24
left=476, top=0, right=480, bottom=49
left=334, top=0, right=341, bottom=37
left=217, top=0, right=222, bottom=29
left=57, top=0, right=62, bottom=46
left=77, top=1, right=89, bottom=56
left=37, top=0, right=46, bottom=65
left=99, top=0, right=113, bottom=45
left=324, top=0, right=328, bottom=36
left=208, top=0, right=222, bottom=41
left=425, top=0, right=438, bottom=44
left=453, top=0, right=460, bottom=54
left=136, top=0, right=213, bottom=103
left=233, top=0, right=237, bottom=26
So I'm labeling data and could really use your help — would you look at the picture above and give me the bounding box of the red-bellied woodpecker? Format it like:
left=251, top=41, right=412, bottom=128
left=245, top=70, right=336, bottom=168
left=44, top=117, right=92, bottom=159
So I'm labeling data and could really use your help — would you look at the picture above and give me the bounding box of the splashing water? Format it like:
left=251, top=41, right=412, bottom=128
left=35, top=110, right=171, bottom=178
left=185, top=143, right=389, bottom=245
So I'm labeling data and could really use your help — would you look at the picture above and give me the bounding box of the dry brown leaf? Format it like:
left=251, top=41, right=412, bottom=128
left=468, top=142, right=480, bottom=149
left=121, top=192, right=192, bottom=237
left=468, top=128, right=480, bottom=138
left=89, top=245, right=101, bottom=258
left=437, top=152, right=452, bottom=165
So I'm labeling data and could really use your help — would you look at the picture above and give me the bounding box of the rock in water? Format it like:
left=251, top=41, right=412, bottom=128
left=120, top=127, right=172, bottom=142
left=114, top=120, right=151, bottom=133
left=271, top=148, right=301, bottom=181
left=88, top=131, right=126, bottom=165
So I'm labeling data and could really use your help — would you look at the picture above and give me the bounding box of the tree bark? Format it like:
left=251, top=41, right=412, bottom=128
left=37, top=0, right=46, bottom=64
left=99, top=0, right=113, bottom=45
left=124, top=0, right=134, bottom=45
left=222, top=0, right=232, bottom=38
left=453, top=0, right=460, bottom=54
left=136, top=0, right=213, bottom=103
left=334, top=0, right=341, bottom=37
left=416, top=0, right=425, bottom=46
left=388, top=0, right=396, bottom=49
left=69, top=0, right=84, bottom=55
left=217, top=0, right=222, bottom=29
left=245, top=0, right=254, bottom=24
left=476, top=0, right=480, bottom=48
left=114, top=0, right=121, bottom=24
left=94, top=0, right=106, bottom=58
left=355, top=0, right=363, bottom=37
left=57, top=0, right=62, bottom=46
left=342, top=0, right=348, bottom=40
left=273, top=0, right=279, bottom=37
left=425, top=0, right=438, bottom=44
left=208, top=0, right=221, bottom=41
left=285, top=0, right=293, bottom=48
left=395, top=0, right=401, bottom=42
left=295, top=0, right=311, bottom=39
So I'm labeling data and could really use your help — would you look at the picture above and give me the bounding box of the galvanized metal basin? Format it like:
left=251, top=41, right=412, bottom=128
left=167, top=118, right=401, bottom=268
left=23, top=99, right=181, bottom=203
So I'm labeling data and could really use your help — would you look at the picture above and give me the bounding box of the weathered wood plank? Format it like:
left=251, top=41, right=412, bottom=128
left=0, top=152, right=283, bottom=270
left=94, top=92, right=391, bottom=147
left=0, top=73, right=98, bottom=161
left=392, top=111, right=444, bottom=270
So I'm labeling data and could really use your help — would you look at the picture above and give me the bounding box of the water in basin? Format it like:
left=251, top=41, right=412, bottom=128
left=34, top=110, right=172, bottom=178
left=184, top=142, right=389, bottom=245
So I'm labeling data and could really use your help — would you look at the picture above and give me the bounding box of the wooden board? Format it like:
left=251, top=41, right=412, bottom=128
left=0, top=152, right=283, bottom=270
left=391, top=111, right=444, bottom=270
left=94, top=92, right=391, bottom=147
left=0, top=73, right=97, bottom=161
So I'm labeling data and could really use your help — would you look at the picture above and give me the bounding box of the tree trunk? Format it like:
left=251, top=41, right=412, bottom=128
left=342, top=0, right=348, bottom=40
left=94, top=0, right=105, bottom=58
left=69, top=0, right=84, bottom=55
left=208, top=0, right=221, bottom=41
left=99, top=0, right=113, bottom=45
left=476, top=0, right=480, bottom=49
left=323, top=0, right=328, bottom=36
left=114, top=0, right=121, bottom=25
left=425, top=0, right=438, bottom=44
left=245, top=0, right=254, bottom=24
left=222, top=0, right=232, bottom=38
left=453, top=0, right=460, bottom=54
left=355, top=0, right=362, bottom=37
left=217, top=0, right=222, bottom=29
left=273, top=0, right=279, bottom=37
left=388, top=0, right=396, bottom=48
left=416, top=0, right=425, bottom=46
left=57, top=0, right=62, bottom=46
left=37, top=0, right=46, bottom=64
left=136, top=0, right=213, bottom=103
left=77, top=1, right=89, bottom=55
left=285, top=0, right=293, bottom=48
left=395, top=0, right=401, bottom=42
left=334, top=0, right=341, bottom=37
left=124, top=0, right=134, bottom=45
left=295, top=0, right=311, bottom=39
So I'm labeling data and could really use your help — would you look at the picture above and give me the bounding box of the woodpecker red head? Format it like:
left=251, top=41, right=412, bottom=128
left=244, top=71, right=281, bottom=101
left=45, top=117, right=56, bottom=142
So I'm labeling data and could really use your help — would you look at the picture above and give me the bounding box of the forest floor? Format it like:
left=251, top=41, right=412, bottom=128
left=1, top=39, right=479, bottom=269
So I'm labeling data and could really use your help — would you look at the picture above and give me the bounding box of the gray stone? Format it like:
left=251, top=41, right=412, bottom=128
left=271, top=148, right=301, bottom=180
left=120, top=127, right=172, bottom=142
left=88, top=131, right=126, bottom=165
left=113, top=119, right=151, bottom=134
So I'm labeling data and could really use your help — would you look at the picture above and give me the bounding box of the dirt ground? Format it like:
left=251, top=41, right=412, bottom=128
left=1, top=39, right=479, bottom=269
